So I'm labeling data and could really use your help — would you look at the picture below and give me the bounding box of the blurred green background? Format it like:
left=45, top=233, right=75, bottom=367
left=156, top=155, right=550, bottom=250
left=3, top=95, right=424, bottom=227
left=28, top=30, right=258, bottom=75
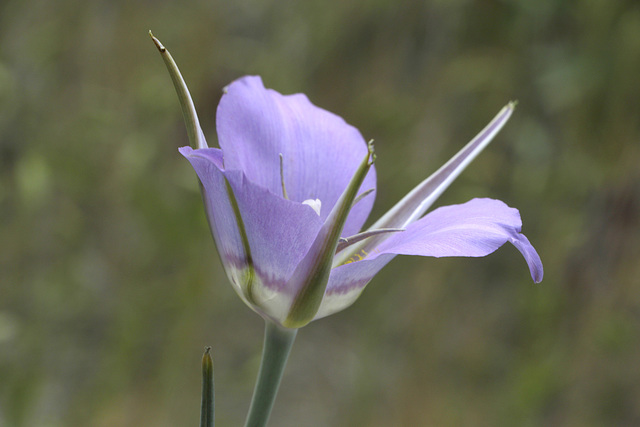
left=1, top=0, right=639, bottom=425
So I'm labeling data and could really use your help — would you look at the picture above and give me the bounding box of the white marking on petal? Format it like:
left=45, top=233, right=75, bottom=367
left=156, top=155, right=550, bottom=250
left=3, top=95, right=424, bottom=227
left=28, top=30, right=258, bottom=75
left=302, top=198, right=322, bottom=216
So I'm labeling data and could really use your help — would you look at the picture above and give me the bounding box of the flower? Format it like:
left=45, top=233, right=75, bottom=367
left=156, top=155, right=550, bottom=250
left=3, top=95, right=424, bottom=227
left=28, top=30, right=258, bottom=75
left=175, top=75, right=543, bottom=328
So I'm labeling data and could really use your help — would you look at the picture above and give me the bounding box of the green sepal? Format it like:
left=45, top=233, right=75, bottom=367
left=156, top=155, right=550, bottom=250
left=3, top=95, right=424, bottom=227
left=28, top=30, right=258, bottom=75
left=283, top=142, right=375, bottom=328
left=149, top=31, right=207, bottom=150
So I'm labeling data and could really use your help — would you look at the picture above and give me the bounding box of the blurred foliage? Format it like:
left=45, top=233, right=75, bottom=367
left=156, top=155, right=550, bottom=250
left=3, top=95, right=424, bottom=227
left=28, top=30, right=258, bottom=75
left=1, top=0, right=639, bottom=425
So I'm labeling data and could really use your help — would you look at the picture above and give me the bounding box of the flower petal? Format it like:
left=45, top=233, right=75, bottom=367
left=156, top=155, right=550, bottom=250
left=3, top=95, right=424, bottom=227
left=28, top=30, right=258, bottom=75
left=178, top=147, right=250, bottom=299
left=370, top=198, right=543, bottom=282
left=222, top=169, right=325, bottom=293
left=222, top=168, right=328, bottom=322
left=181, top=146, right=327, bottom=322
left=216, top=76, right=376, bottom=236
left=316, top=254, right=395, bottom=319
left=284, top=143, right=375, bottom=328
left=334, top=103, right=515, bottom=265
left=317, top=198, right=543, bottom=319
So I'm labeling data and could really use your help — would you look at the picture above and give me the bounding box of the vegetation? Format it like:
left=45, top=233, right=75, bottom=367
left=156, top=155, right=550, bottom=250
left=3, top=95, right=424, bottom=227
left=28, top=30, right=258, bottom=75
left=1, top=0, right=639, bottom=425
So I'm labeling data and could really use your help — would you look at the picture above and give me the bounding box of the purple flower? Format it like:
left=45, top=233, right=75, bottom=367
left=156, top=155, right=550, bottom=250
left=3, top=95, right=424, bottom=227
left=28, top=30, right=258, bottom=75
left=180, top=76, right=543, bottom=328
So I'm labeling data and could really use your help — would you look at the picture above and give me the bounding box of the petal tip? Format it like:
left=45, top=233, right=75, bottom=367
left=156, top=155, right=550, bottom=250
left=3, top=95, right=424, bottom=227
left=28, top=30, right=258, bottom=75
left=532, top=264, right=544, bottom=284
left=178, top=146, right=194, bottom=156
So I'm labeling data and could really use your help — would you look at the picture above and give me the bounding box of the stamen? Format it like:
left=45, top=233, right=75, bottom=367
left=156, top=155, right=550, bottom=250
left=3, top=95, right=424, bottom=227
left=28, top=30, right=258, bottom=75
left=335, top=228, right=404, bottom=253
left=279, top=153, right=289, bottom=200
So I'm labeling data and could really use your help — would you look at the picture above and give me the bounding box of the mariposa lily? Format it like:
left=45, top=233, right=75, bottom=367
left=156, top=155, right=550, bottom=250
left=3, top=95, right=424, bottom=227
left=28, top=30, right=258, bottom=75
left=152, top=36, right=543, bottom=330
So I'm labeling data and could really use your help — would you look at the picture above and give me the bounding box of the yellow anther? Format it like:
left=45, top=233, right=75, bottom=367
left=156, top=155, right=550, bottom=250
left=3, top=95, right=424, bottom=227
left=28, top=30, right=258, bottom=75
left=342, top=249, right=368, bottom=265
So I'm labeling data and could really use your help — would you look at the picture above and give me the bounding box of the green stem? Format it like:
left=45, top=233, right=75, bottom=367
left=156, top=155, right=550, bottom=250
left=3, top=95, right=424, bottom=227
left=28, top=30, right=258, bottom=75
left=244, top=321, right=298, bottom=427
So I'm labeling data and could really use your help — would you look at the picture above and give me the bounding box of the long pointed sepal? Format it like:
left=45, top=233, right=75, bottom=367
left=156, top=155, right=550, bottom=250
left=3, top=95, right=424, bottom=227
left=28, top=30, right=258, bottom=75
left=283, top=142, right=375, bottom=328
left=149, top=31, right=208, bottom=149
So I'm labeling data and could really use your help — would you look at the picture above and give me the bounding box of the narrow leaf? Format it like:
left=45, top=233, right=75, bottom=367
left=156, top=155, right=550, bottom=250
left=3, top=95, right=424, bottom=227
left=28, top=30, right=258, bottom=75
left=201, top=347, right=214, bottom=427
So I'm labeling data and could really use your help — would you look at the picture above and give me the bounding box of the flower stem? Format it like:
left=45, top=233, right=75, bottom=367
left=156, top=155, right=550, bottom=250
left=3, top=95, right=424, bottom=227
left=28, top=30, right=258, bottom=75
left=244, top=321, right=298, bottom=427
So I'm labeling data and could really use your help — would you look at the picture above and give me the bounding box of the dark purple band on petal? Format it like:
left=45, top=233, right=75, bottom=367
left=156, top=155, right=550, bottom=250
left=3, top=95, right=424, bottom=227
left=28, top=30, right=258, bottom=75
left=326, top=254, right=395, bottom=295
left=222, top=165, right=325, bottom=294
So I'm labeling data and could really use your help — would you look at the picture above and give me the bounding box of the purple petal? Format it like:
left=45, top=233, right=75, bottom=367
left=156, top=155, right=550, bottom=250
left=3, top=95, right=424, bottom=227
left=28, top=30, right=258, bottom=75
left=316, top=254, right=395, bottom=319
left=370, top=198, right=543, bottom=282
left=178, top=147, right=250, bottom=294
left=222, top=169, right=325, bottom=293
left=283, top=143, right=375, bottom=327
left=317, top=198, right=543, bottom=319
left=182, top=146, right=325, bottom=292
left=334, top=104, right=515, bottom=265
left=216, top=76, right=376, bottom=236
